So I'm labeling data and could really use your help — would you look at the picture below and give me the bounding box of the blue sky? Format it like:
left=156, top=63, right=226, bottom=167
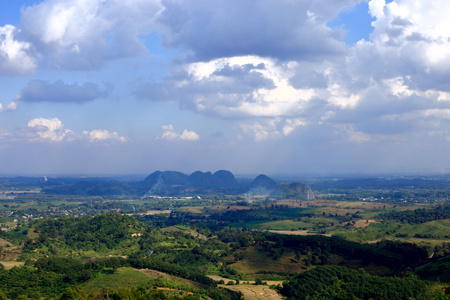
left=1, top=0, right=450, bottom=176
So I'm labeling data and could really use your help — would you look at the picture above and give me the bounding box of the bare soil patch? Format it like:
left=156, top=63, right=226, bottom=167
left=0, top=238, right=13, bottom=247
left=353, top=219, right=376, bottom=228
left=138, top=269, right=173, bottom=280
left=142, top=210, right=172, bottom=215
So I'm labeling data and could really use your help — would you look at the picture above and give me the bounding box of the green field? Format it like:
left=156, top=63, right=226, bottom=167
left=83, top=268, right=151, bottom=294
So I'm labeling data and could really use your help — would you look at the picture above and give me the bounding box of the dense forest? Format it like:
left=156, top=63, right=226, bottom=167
left=378, top=206, right=450, bottom=224
left=279, top=265, right=429, bottom=300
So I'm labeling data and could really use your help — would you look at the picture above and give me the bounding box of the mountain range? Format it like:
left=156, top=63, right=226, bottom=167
left=40, top=170, right=314, bottom=199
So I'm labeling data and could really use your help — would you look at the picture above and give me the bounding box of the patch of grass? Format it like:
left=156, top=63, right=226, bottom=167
left=258, top=220, right=314, bottom=231
left=175, top=225, right=190, bottom=231
left=395, top=219, right=450, bottom=238
left=228, top=247, right=306, bottom=276
left=219, top=282, right=283, bottom=300
left=83, top=267, right=151, bottom=294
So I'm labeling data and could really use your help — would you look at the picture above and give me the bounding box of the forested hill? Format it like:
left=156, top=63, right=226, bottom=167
left=279, top=265, right=429, bottom=300
left=23, top=213, right=147, bottom=253
left=0, top=212, right=446, bottom=299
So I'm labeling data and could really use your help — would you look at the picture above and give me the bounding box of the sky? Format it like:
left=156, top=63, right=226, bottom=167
left=1, top=0, right=450, bottom=176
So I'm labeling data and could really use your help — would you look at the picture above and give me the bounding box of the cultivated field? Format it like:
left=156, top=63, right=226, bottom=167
left=208, top=276, right=284, bottom=300
left=221, top=284, right=283, bottom=300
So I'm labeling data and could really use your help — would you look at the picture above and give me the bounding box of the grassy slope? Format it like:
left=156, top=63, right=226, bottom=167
left=227, top=246, right=307, bottom=276
left=83, top=268, right=151, bottom=294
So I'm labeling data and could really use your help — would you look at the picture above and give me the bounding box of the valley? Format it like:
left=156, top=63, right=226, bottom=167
left=0, top=172, right=449, bottom=299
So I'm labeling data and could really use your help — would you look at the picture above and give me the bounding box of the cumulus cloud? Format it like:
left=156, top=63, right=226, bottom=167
left=17, top=0, right=163, bottom=70
left=0, top=101, right=19, bottom=113
left=133, top=0, right=450, bottom=153
left=1, top=0, right=360, bottom=73
left=82, top=129, right=130, bottom=143
left=17, top=80, right=108, bottom=103
left=14, top=117, right=130, bottom=143
left=365, top=0, right=450, bottom=88
left=27, top=117, right=74, bottom=142
left=158, top=0, right=359, bottom=61
left=4, top=0, right=450, bottom=174
left=136, top=56, right=319, bottom=118
left=159, top=124, right=199, bottom=141
left=237, top=118, right=306, bottom=141
left=0, top=25, right=37, bottom=75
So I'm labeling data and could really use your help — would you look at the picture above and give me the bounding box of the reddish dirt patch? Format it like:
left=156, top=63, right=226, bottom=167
left=353, top=219, right=377, bottom=228
left=0, top=238, right=13, bottom=247
left=138, top=269, right=172, bottom=280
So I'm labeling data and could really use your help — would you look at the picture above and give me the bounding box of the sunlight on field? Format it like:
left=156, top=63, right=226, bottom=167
left=0, top=238, right=13, bottom=247
left=83, top=267, right=151, bottom=294
left=208, top=276, right=283, bottom=300
left=353, top=219, right=377, bottom=228
left=222, top=283, right=283, bottom=300
left=0, top=260, right=25, bottom=269
left=142, top=210, right=172, bottom=215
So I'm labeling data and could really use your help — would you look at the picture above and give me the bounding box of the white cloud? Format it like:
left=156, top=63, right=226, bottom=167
left=159, top=124, right=200, bottom=141
left=0, top=25, right=37, bottom=75
left=158, top=0, right=355, bottom=61
left=27, top=117, right=74, bottom=142
left=368, top=0, right=450, bottom=75
left=238, top=121, right=280, bottom=142
left=138, top=56, right=322, bottom=118
left=282, top=119, right=307, bottom=136
left=237, top=118, right=306, bottom=141
left=187, top=56, right=316, bottom=117
left=13, top=117, right=130, bottom=144
left=180, top=129, right=200, bottom=141
left=0, top=101, right=19, bottom=113
left=368, top=0, right=385, bottom=19
left=335, top=123, right=371, bottom=143
left=132, top=0, right=450, bottom=155
left=326, top=83, right=360, bottom=108
left=18, top=0, right=163, bottom=70
left=82, top=129, right=129, bottom=143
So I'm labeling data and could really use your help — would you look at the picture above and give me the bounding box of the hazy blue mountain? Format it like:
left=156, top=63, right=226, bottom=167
left=213, top=170, right=239, bottom=187
left=274, top=182, right=315, bottom=200
left=143, top=170, right=240, bottom=195
left=247, top=174, right=278, bottom=194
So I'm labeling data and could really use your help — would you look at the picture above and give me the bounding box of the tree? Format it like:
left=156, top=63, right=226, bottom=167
left=58, top=287, right=86, bottom=300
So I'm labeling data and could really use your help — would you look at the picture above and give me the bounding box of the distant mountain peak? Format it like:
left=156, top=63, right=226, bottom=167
left=247, top=174, right=277, bottom=194
left=143, top=170, right=239, bottom=195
